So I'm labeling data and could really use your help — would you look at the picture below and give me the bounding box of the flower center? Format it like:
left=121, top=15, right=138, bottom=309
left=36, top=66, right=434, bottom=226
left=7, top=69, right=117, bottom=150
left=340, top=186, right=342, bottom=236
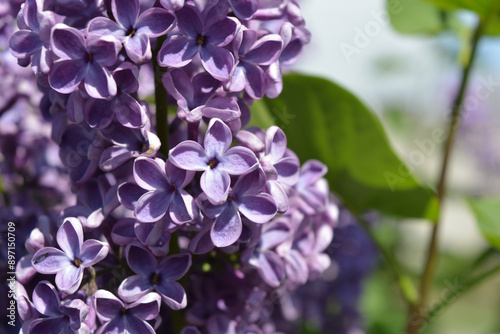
left=196, top=35, right=206, bottom=46
left=73, top=258, right=83, bottom=267
left=120, top=307, right=127, bottom=314
left=150, top=273, right=161, bottom=285
left=207, top=158, right=219, bottom=169
left=126, top=27, right=137, bottom=38
left=88, top=53, right=94, bottom=62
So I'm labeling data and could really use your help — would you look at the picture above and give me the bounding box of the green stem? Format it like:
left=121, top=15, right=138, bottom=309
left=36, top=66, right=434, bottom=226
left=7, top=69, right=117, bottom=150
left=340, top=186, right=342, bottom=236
left=357, top=216, right=418, bottom=305
left=405, top=14, right=490, bottom=334
left=426, top=263, right=500, bottom=321
left=153, top=35, right=169, bottom=157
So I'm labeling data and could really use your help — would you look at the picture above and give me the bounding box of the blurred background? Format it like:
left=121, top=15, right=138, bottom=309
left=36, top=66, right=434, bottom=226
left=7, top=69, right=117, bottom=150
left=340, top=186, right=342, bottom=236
left=295, top=1, right=500, bottom=333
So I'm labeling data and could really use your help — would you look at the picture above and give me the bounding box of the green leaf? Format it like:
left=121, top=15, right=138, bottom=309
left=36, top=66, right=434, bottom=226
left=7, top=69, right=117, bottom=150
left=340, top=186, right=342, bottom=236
left=251, top=74, right=438, bottom=219
left=387, top=0, right=446, bottom=35
left=468, top=198, right=500, bottom=250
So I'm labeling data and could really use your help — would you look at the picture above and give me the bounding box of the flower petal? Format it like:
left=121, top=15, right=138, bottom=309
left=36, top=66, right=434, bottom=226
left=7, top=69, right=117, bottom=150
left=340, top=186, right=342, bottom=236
left=170, top=190, right=197, bottom=224
left=55, top=265, right=83, bottom=294
left=125, top=244, right=157, bottom=276
left=124, top=33, right=151, bottom=64
left=9, top=30, right=42, bottom=57
left=93, top=289, right=123, bottom=322
left=136, top=8, right=175, bottom=37
left=87, top=17, right=124, bottom=38
left=158, top=253, right=191, bottom=281
left=80, top=240, right=109, bottom=267
left=117, top=274, right=152, bottom=303
left=115, top=92, right=147, bottom=128
left=112, top=0, right=139, bottom=30
left=32, top=281, right=61, bottom=316
left=135, top=191, right=171, bottom=223
left=87, top=35, right=121, bottom=66
left=49, top=59, right=87, bottom=94
left=32, top=247, right=71, bottom=274
left=204, top=118, right=232, bottom=157
left=84, top=62, right=117, bottom=99
left=57, top=218, right=83, bottom=259
left=133, top=157, right=169, bottom=191
left=219, top=146, right=258, bottom=175
left=84, top=98, right=114, bottom=128
left=156, top=281, right=187, bottom=310
left=175, top=4, right=203, bottom=37
left=210, top=204, right=242, bottom=247
left=50, top=24, right=87, bottom=59
left=158, top=35, right=199, bottom=68
left=238, top=193, right=277, bottom=224
left=169, top=141, right=209, bottom=171
left=229, top=0, right=259, bottom=20
left=200, top=44, right=234, bottom=81
left=118, top=183, right=148, bottom=210
left=129, top=292, right=161, bottom=320
left=201, top=168, right=230, bottom=205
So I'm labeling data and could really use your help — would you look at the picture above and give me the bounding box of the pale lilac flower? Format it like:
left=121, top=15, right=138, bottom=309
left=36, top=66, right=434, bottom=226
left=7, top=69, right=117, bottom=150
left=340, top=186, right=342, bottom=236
left=88, top=0, right=175, bottom=63
left=31, top=218, right=109, bottom=294
left=157, top=3, right=238, bottom=80
left=198, top=169, right=277, bottom=247
left=131, top=157, right=198, bottom=224
left=9, top=0, right=56, bottom=74
left=118, top=244, right=191, bottom=309
left=162, top=68, right=240, bottom=123
left=229, top=28, right=282, bottom=99
left=169, top=118, right=259, bottom=205
left=48, top=24, right=121, bottom=99
left=93, top=290, right=161, bottom=334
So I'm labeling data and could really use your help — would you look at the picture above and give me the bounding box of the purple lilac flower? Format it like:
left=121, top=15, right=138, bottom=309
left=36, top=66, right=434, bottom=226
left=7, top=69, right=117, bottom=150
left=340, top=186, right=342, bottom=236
left=229, top=28, right=283, bottom=99
left=83, top=63, right=149, bottom=129
left=169, top=118, right=259, bottom=205
left=28, top=281, right=90, bottom=334
left=9, top=0, right=56, bottom=73
left=198, top=169, right=278, bottom=247
left=99, top=121, right=160, bottom=172
left=88, top=0, right=175, bottom=63
left=118, top=244, right=191, bottom=309
left=130, top=157, right=198, bottom=223
left=31, top=217, right=109, bottom=294
left=48, top=24, right=121, bottom=99
left=162, top=68, right=240, bottom=123
left=158, top=3, right=238, bottom=80
left=93, top=290, right=161, bottom=334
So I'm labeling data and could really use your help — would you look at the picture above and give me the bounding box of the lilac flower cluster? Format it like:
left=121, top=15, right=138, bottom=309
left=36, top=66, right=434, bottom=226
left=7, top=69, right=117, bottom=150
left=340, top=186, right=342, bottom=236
left=4, top=0, right=364, bottom=332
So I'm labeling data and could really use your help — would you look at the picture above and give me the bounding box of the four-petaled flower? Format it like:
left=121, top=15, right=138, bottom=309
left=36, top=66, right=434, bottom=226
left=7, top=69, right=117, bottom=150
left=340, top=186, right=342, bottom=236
left=48, top=24, right=121, bottom=99
left=32, top=217, right=109, bottom=294
left=118, top=244, right=192, bottom=310
left=132, top=157, right=198, bottom=223
left=93, top=290, right=161, bottom=334
left=158, top=3, right=238, bottom=80
left=169, top=118, right=259, bottom=205
left=88, top=0, right=175, bottom=63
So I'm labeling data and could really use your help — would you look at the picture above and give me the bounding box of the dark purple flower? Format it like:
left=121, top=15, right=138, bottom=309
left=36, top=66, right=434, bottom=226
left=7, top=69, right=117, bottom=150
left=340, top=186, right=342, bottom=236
left=290, top=160, right=329, bottom=215
left=9, top=0, right=56, bottom=73
left=158, top=3, right=238, bottom=80
left=88, top=0, right=175, bottom=63
left=48, top=24, right=121, bottom=99
left=28, top=281, right=89, bottom=334
left=199, top=169, right=277, bottom=248
left=244, top=218, right=291, bottom=287
left=118, top=244, right=191, bottom=309
left=99, top=123, right=160, bottom=172
left=130, top=157, right=198, bottom=223
left=93, top=290, right=161, bottom=334
left=229, top=28, right=282, bottom=99
left=162, top=68, right=240, bottom=123
left=83, top=63, right=149, bottom=129
left=31, top=218, right=109, bottom=294
left=169, top=118, right=259, bottom=205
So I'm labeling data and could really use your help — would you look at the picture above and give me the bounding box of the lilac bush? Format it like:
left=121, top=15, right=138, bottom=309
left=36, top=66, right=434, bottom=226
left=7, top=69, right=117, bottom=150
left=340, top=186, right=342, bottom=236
left=2, top=0, right=372, bottom=333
